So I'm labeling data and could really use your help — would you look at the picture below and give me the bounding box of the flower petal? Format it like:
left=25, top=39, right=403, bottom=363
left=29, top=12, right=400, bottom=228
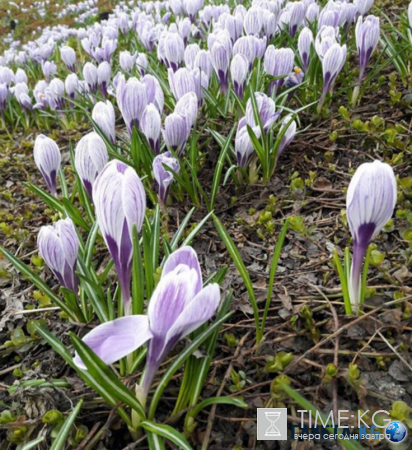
left=162, top=246, right=202, bottom=293
left=73, top=315, right=152, bottom=370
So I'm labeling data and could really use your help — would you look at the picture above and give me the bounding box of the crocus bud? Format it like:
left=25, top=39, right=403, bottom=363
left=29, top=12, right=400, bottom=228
left=193, top=49, right=213, bottom=77
left=174, top=92, right=198, bottom=129
left=33, top=134, right=61, bottom=196
left=15, top=68, right=28, bottom=84
left=298, top=27, right=314, bottom=72
left=42, top=61, right=57, bottom=81
left=178, top=17, right=192, bottom=46
left=409, top=1, right=412, bottom=33
left=163, top=112, right=189, bottom=157
left=75, top=132, right=108, bottom=199
left=116, top=76, right=148, bottom=134
left=93, top=160, right=146, bottom=307
left=210, top=41, right=231, bottom=93
left=92, top=101, right=116, bottom=144
left=319, top=43, right=347, bottom=108
left=164, top=33, right=185, bottom=71
left=142, top=74, right=164, bottom=113
left=153, top=151, right=180, bottom=205
left=0, top=83, right=8, bottom=114
left=141, top=104, right=162, bottom=154
left=245, top=92, right=278, bottom=132
left=243, top=6, right=264, bottom=36
left=37, top=218, right=79, bottom=293
left=65, top=73, right=79, bottom=99
left=355, top=15, right=380, bottom=83
left=184, top=43, right=200, bottom=68
left=184, top=0, right=204, bottom=22
left=60, top=46, right=76, bottom=72
left=136, top=53, right=148, bottom=76
left=168, top=67, right=195, bottom=101
left=97, top=61, right=111, bottom=97
left=288, top=1, right=305, bottom=37
left=230, top=53, right=248, bottom=99
left=347, top=160, right=397, bottom=309
left=353, top=0, right=374, bottom=16
left=233, top=36, right=257, bottom=70
left=83, top=62, right=98, bottom=93
left=278, top=115, right=297, bottom=156
left=119, top=51, right=137, bottom=73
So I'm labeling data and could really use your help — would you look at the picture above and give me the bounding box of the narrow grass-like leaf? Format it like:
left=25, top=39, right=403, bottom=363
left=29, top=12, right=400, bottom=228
left=26, top=183, right=65, bottom=213
left=50, top=399, right=83, bottom=450
left=148, top=312, right=232, bottom=419
left=20, top=436, right=45, bottom=450
left=61, top=198, right=90, bottom=231
left=260, top=219, right=289, bottom=337
left=188, top=397, right=247, bottom=424
left=70, top=333, right=146, bottom=420
left=360, top=245, right=372, bottom=307
left=212, top=214, right=260, bottom=342
left=147, top=431, right=166, bottom=450
left=33, top=324, right=132, bottom=426
left=140, top=421, right=192, bottom=450
left=333, top=248, right=351, bottom=315
left=132, top=225, right=145, bottom=315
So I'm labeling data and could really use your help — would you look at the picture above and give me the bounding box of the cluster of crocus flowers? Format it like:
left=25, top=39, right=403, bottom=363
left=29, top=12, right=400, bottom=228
left=346, top=160, right=397, bottom=310
left=73, top=246, right=221, bottom=399
left=37, top=218, right=80, bottom=293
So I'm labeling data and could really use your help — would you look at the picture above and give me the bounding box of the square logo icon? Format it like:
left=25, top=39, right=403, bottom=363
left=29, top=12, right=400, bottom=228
left=257, top=408, right=288, bottom=440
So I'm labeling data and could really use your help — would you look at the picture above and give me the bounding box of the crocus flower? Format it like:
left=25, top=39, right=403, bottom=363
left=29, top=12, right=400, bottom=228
left=184, top=43, right=200, bottom=68
left=136, top=53, right=148, bottom=76
left=178, top=17, right=191, bottom=46
left=33, top=134, right=61, bottom=196
left=65, top=73, right=79, bottom=100
left=15, top=68, right=28, bottom=84
left=116, top=76, right=148, bottom=134
left=164, top=33, right=185, bottom=71
left=83, top=62, right=98, bottom=93
left=0, top=83, right=7, bottom=116
left=168, top=67, right=195, bottom=101
left=319, top=43, right=347, bottom=110
left=174, top=92, right=198, bottom=129
left=210, top=40, right=231, bottom=94
left=245, top=92, right=278, bottom=132
left=243, top=6, right=264, bottom=36
left=409, top=1, right=412, bottom=33
left=184, top=0, right=204, bottom=22
left=93, top=160, right=146, bottom=308
left=277, top=115, right=297, bottom=156
left=153, top=151, right=180, bottom=205
left=193, top=49, right=213, bottom=78
left=355, top=15, right=380, bottom=83
left=97, top=61, right=111, bottom=97
left=60, top=46, right=76, bottom=72
left=264, top=46, right=295, bottom=95
left=73, top=246, right=220, bottom=399
left=75, top=132, right=108, bottom=199
left=298, top=27, right=314, bottom=72
left=119, top=51, right=137, bottom=73
left=233, top=36, right=258, bottom=70
left=163, top=113, right=189, bottom=157
left=346, top=160, right=397, bottom=309
left=38, top=218, right=79, bottom=293
left=141, top=104, right=162, bottom=154
left=230, top=54, right=248, bottom=99
left=142, top=75, right=164, bottom=114
left=353, top=0, right=374, bottom=16
left=92, top=101, right=116, bottom=144
left=42, top=61, right=57, bottom=81
left=288, top=1, right=305, bottom=37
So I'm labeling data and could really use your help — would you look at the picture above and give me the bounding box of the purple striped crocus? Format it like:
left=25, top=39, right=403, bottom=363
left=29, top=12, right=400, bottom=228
left=174, top=92, right=198, bottom=129
left=92, top=101, right=116, bottom=144
left=355, top=15, right=380, bottom=83
left=264, top=46, right=295, bottom=95
left=235, top=117, right=261, bottom=168
left=298, top=27, right=314, bottom=72
left=73, top=246, right=220, bottom=399
left=33, top=134, right=61, bottom=196
left=319, top=43, right=347, bottom=110
left=153, top=151, right=180, bottom=205
left=347, top=160, right=397, bottom=310
left=211, top=40, right=231, bottom=93
left=75, top=132, right=108, bottom=199
left=164, top=33, right=185, bottom=71
left=230, top=54, right=248, bottom=99
left=245, top=92, right=278, bottom=132
left=278, top=115, right=297, bottom=156
left=163, top=113, right=189, bottom=157
left=116, top=76, right=148, bottom=134
left=93, top=160, right=146, bottom=308
left=65, top=74, right=79, bottom=100
left=409, top=1, right=412, bottom=32
left=97, top=62, right=111, bottom=97
left=60, top=46, right=76, bottom=72
left=141, top=104, right=162, bottom=154
left=83, top=62, right=98, bottom=93
left=38, top=218, right=79, bottom=293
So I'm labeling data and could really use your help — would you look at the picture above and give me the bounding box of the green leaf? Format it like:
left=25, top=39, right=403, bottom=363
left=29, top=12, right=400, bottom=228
left=50, top=400, right=83, bottom=450
left=0, top=246, right=78, bottom=321
left=188, top=397, right=246, bottom=423
left=147, top=431, right=166, bottom=450
left=279, top=383, right=365, bottom=450
left=33, top=324, right=132, bottom=426
left=148, top=312, right=232, bottom=419
left=209, top=126, right=236, bottom=210
left=26, top=183, right=65, bottom=214
left=61, top=198, right=91, bottom=231
left=212, top=214, right=260, bottom=342
left=140, top=421, right=192, bottom=450
left=70, top=333, right=146, bottom=420
left=132, top=225, right=145, bottom=315
left=20, top=436, right=45, bottom=450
